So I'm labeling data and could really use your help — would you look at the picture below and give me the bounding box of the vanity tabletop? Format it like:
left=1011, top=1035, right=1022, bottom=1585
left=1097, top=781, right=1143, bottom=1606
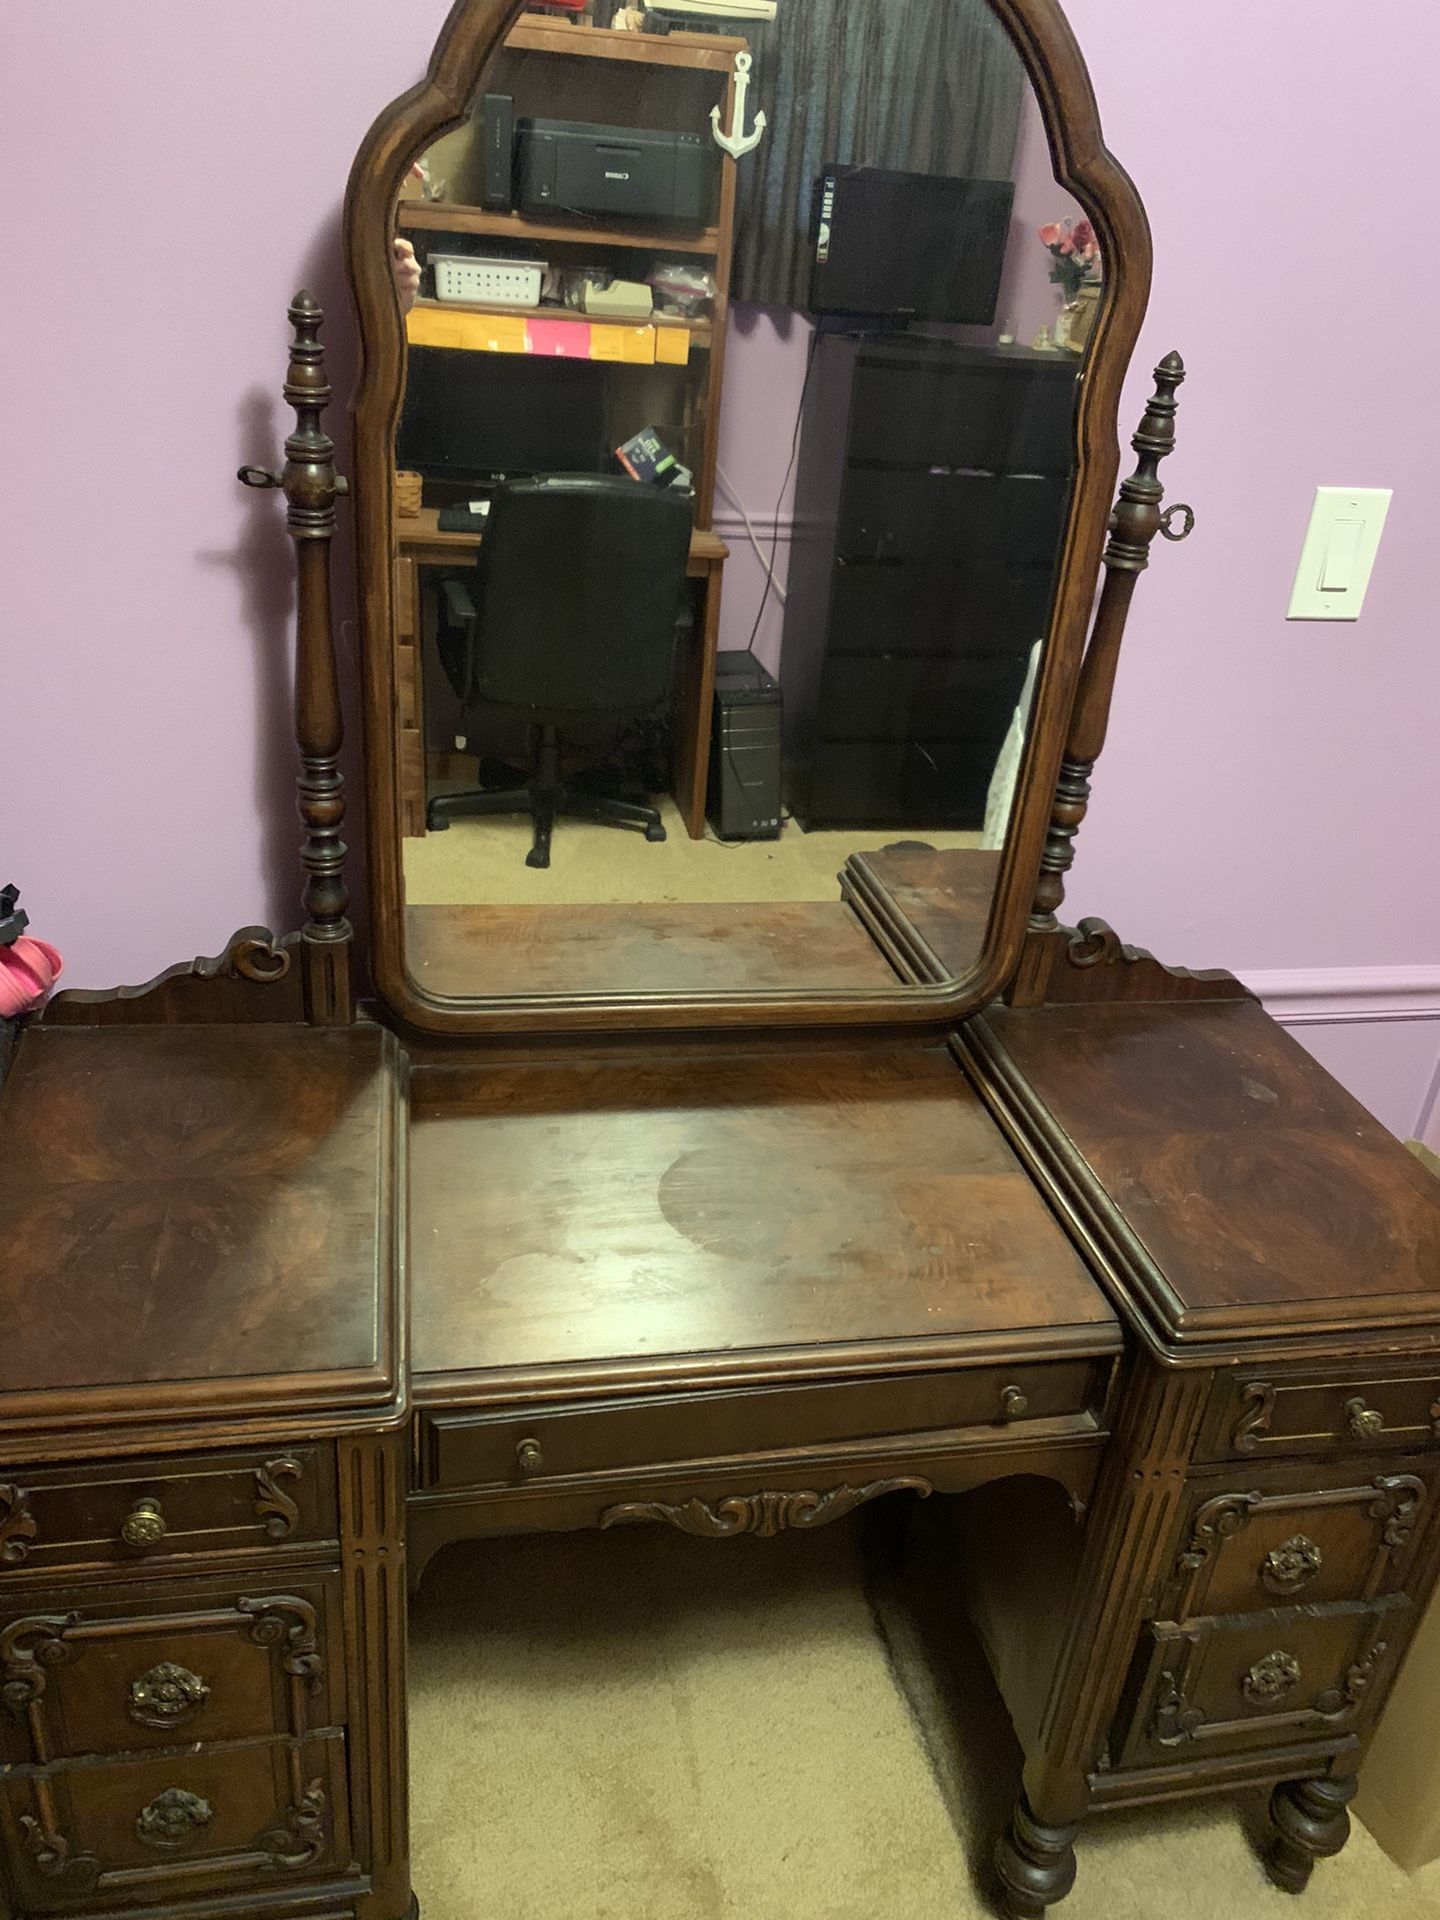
left=972, top=997, right=1440, bottom=1352
left=0, top=1023, right=405, bottom=1450
left=407, top=1040, right=1122, bottom=1405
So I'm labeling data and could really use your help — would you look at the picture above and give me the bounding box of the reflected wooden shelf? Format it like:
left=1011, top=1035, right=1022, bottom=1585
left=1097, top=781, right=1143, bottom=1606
left=503, top=18, right=746, bottom=69
left=409, top=295, right=712, bottom=351
left=398, top=199, right=721, bottom=257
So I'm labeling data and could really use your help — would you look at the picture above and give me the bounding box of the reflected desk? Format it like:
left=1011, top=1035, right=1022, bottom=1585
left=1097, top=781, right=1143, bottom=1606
left=392, top=508, right=729, bottom=842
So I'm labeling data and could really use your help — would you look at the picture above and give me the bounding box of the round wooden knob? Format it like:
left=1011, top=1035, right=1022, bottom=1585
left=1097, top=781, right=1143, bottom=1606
left=121, top=1498, right=167, bottom=1550
left=1344, top=1398, right=1385, bottom=1442
left=516, top=1439, right=545, bottom=1477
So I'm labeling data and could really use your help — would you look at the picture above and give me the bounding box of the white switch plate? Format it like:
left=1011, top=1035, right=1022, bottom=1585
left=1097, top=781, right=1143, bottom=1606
left=1287, top=485, right=1392, bottom=620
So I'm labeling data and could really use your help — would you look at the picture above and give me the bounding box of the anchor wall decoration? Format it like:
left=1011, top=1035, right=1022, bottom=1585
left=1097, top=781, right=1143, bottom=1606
left=711, top=51, right=767, bottom=159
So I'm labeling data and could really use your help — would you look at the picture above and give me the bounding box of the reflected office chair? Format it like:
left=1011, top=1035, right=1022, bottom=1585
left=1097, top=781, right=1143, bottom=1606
left=426, top=474, right=694, bottom=868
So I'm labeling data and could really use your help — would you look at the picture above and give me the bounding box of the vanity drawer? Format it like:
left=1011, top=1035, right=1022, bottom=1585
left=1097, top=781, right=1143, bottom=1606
left=0, top=1572, right=342, bottom=1766
left=1119, top=1596, right=1406, bottom=1771
left=1162, top=1465, right=1433, bottom=1620
left=1198, top=1370, right=1440, bottom=1463
left=0, top=1447, right=336, bottom=1576
left=0, top=1732, right=350, bottom=1907
left=420, top=1358, right=1110, bottom=1492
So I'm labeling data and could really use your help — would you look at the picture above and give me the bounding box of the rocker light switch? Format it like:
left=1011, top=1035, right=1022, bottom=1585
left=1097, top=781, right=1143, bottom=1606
left=1287, top=486, right=1392, bottom=620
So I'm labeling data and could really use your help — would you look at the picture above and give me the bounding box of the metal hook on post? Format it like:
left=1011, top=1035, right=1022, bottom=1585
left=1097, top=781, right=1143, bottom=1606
left=710, top=51, right=767, bottom=160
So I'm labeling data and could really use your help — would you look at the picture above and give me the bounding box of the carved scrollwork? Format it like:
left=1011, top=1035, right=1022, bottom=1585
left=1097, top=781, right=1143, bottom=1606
left=19, top=1816, right=101, bottom=1888
left=1, top=1614, right=78, bottom=1716
left=599, top=1478, right=932, bottom=1540
left=135, top=1788, right=214, bottom=1852
left=238, top=1595, right=323, bottom=1690
left=0, top=1483, right=38, bottom=1565
left=1065, top=918, right=1131, bottom=969
left=1175, top=1491, right=1264, bottom=1575
left=1370, top=1475, right=1426, bottom=1552
left=1149, top=1667, right=1205, bottom=1747
left=1242, top=1650, right=1302, bottom=1707
left=1314, top=1641, right=1388, bottom=1718
left=253, top=1458, right=303, bottom=1538
left=258, top=1778, right=328, bottom=1869
left=1232, top=1381, right=1275, bottom=1454
left=1261, top=1536, right=1323, bottom=1596
left=128, top=1662, right=211, bottom=1729
left=231, top=936, right=292, bottom=983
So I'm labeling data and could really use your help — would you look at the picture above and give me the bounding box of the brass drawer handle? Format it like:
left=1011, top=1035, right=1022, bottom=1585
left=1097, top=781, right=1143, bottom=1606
left=1345, top=1398, right=1386, bottom=1442
left=120, top=1498, right=167, bottom=1550
left=128, top=1662, right=211, bottom=1729
left=999, top=1386, right=1029, bottom=1422
left=136, top=1788, right=213, bottom=1851
left=516, top=1438, right=545, bottom=1477
left=1261, top=1535, right=1323, bottom=1597
left=1242, top=1649, right=1301, bottom=1706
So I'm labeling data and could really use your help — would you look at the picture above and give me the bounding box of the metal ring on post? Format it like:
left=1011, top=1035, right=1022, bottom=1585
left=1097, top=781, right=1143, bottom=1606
left=1159, top=502, right=1195, bottom=541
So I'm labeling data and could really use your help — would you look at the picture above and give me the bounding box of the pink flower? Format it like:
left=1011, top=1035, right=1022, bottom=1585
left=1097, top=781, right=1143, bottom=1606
left=1071, top=218, right=1096, bottom=252
left=1058, top=234, right=1075, bottom=255
left=1037, top=222, right=1064, bottom=248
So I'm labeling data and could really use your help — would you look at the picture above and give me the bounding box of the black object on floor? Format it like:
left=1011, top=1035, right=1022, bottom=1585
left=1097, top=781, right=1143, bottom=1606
left=707, top=653, right=782, bottom=842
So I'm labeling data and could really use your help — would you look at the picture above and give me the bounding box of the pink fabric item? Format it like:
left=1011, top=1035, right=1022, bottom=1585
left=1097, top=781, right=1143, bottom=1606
left=0, top=938, right=64, bottom=1015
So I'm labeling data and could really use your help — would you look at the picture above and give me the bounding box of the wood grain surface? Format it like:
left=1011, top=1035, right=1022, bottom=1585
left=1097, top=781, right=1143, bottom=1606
left=0, top=1026, right=401, bottom=1422
left=404, top=901, right=903, bottom=999
left=971, top=998, right=1440, bottom=1345
left=409, top=1043, right=1117, bottom=1387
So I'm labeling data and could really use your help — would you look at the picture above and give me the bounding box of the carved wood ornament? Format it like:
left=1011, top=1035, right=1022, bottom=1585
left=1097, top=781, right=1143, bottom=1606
left=599, top=1479, right=932, bottom=1539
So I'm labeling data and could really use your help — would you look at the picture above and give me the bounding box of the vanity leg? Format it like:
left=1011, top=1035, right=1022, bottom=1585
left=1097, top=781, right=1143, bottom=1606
left=994, top=1792, right=1079, bottom=1919
left=1265, top=1772, right=1357, bottom=1893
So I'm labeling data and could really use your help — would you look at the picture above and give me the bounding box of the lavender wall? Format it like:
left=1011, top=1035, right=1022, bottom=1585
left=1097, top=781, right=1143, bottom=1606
left=5, top=2, right=1438, bottom=1139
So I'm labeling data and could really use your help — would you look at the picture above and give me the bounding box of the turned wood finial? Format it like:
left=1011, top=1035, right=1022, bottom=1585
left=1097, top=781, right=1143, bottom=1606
left=238, top=291, right=353, bottom=1025
left=1029, top=352, right=1193, bottom=930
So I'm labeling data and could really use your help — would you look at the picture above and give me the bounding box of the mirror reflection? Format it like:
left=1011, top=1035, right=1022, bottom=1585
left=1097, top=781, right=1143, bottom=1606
left=388, top=0, right=1100, bottom=1000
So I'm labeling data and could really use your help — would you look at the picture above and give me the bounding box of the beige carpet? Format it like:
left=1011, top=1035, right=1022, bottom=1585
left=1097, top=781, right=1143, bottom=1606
left=409, top=1508, right=1439, bottom=1919
left=404, top=794, right=983, bottom=907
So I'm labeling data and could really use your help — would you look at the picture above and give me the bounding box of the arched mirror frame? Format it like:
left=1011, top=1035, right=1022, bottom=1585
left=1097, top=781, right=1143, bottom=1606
left=344, top=0, right=1151, bottom=1038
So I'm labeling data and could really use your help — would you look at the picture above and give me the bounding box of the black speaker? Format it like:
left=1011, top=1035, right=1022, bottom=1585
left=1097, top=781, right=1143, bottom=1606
left=707, top=653, right=782, bottom=841
left=483, top=94, right=515, bottom=211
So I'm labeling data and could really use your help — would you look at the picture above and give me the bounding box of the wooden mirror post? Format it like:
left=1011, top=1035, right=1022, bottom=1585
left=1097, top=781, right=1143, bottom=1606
left=240, top=292, right=354, bottom=1028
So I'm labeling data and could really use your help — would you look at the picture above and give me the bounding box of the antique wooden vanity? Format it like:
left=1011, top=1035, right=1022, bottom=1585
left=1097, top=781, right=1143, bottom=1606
left=4, top=2, right=1438, bottom=1919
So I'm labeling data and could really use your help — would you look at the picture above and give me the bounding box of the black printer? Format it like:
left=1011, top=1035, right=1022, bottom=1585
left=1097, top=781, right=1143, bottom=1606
left=515, top=117, right=710, bottom=227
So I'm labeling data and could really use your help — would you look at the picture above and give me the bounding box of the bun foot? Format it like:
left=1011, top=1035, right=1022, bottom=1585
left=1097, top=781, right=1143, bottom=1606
left=995, top=1793, right=1079, bottom=1918
left=1266, top=1774, right=1357, bottom=1893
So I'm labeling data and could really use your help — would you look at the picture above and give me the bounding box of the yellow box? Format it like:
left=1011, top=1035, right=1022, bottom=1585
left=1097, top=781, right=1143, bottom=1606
left=654, top=327, right=691, bottom=366
left=461, top=311, right=528, bottom=354
left=590, top=324, right=656, bottom=366
left=406, top=307, right=464, bottom=350
left=405, top=307, right=528, bottom=354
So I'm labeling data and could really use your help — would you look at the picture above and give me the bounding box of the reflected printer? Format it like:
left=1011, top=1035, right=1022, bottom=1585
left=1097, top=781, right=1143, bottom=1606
left=516, top=118, right=710, bottom=226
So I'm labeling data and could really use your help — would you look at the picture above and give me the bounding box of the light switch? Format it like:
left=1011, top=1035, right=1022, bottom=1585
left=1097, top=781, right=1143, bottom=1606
left=1287, top=486, right=1392, bottom=620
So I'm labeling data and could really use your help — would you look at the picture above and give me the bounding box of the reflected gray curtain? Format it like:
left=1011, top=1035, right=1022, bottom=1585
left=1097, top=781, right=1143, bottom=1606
left=718, top=0, right=1026, bottom=309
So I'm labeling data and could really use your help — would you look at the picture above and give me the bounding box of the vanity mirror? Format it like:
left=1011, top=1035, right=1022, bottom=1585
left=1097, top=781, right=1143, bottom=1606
left=345, top=0, right=1149, bottom=1034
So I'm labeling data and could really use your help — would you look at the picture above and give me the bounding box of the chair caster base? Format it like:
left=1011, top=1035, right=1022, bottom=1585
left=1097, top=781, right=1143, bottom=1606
left=425, top=813, right=450, bottom=832
left=525, top=848, right=551, bottom=869
left=645, top=822, right=667, bottom=842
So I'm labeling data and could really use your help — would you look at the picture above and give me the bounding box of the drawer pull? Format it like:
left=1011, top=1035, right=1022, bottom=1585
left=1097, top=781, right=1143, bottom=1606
left=128, top=1662, right=211, bottom=1729
left=120, top=1498, right=167, bottom=1550
left=136, top=1788, right=213, bottom=1851
left=515, top=1438, right=545, bottom=1477
left=0, top=1484, right=38, bottom=1566
left=999, top=1386, right=1030, bottom=1422
left=1261, top=1535, right=1323, bottom=1596
left=1242, top=1649, right=1301, bottom=1707
left=1345, top=1398, right=1386, bottom=1442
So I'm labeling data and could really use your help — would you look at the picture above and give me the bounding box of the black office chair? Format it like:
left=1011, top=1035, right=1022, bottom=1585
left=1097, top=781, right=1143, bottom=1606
left=426, top=474, right=694, bottom=869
